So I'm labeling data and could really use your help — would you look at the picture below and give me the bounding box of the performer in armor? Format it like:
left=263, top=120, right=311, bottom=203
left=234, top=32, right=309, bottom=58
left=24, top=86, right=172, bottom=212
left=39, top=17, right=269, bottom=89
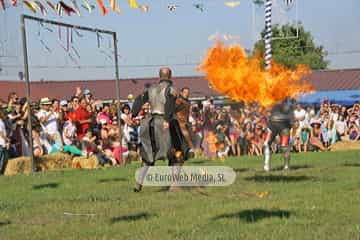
left=263, top=97, right=295, bottom=171
left=131, top=67, right=188, bottom=192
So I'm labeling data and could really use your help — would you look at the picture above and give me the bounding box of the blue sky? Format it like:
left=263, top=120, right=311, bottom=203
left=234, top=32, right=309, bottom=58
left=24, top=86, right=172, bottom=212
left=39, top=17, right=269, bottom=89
left=0, top=0, right=360, bottom=80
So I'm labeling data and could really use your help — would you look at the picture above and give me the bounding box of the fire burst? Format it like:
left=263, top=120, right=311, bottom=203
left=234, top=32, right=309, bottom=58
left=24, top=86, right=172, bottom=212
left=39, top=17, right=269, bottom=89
left=197, top=42, right=314, bottom=107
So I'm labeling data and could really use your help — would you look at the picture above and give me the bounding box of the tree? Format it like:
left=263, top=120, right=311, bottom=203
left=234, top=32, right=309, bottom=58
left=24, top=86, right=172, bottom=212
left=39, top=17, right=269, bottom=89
left=253, top=23, right=329, bottom=70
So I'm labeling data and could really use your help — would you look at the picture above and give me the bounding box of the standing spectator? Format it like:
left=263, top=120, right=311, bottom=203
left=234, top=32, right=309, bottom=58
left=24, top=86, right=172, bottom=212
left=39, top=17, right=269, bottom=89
left=97, top=104, right=112, bottom=125
left=294, top=103, right=307, bottom=127
left=0, top=108, right=9, bottom=174
left=127, top=94, right=134, bottom=110
left=6, top=92, right=18, bottom=113
left=7, top=99, right=29, bottom=157
left=74, top=97, right=91, bottom=139
left=58, top=100, right=69, bottom=132
left=36, top=97, right=62, bottom=154
left=69, top=96, right=80, bottom=112
left=51, top=99, right=60, bottom=118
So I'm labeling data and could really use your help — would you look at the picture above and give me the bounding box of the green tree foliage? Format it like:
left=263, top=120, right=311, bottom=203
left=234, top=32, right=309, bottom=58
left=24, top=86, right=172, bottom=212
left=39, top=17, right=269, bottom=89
left=253, top=23, right=329, bottom=70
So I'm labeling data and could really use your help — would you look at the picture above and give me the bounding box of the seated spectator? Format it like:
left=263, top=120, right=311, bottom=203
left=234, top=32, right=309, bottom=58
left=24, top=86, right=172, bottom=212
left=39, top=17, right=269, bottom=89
left=348, top=122, right=360, bottom=141
left=290, top=121, right=301, bottom=152
left=335, top=115, right=347, bottom=141
left=32, top=129, right=44, bottom=158
left=300, top=124, right=310, bottom=153
left=309, top=120, right=328, bottom=151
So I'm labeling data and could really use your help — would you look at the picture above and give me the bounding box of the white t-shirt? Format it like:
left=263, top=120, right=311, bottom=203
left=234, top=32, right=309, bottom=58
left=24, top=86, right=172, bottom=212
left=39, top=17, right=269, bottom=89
left=62, top=121, right=76, bottom=145
left=0, top=119, right=7, bottom=147
left=335, top=120, right=346, bottom=135
left=294, top=109, right=306, bottom=121
left=36, top=110, right=59, bottom=134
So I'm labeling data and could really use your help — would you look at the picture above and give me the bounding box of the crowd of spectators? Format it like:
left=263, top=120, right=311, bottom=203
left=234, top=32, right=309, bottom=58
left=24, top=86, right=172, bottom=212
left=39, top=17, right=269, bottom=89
left=1, top=88, right=360, bottom=174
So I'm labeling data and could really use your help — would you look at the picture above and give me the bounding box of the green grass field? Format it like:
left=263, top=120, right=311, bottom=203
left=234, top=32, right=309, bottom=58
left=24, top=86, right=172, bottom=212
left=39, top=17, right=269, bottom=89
left=1, top=150, right=360, bottom=240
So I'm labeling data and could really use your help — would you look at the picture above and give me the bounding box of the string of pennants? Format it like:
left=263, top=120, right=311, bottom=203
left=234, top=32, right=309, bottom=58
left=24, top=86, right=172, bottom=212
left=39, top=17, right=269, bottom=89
left=0, top=0, right=295, bottom=16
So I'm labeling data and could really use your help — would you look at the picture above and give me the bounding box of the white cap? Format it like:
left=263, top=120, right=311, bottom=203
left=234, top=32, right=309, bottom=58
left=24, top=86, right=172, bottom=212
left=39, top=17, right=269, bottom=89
left=60, top=100, right=68, bottom=106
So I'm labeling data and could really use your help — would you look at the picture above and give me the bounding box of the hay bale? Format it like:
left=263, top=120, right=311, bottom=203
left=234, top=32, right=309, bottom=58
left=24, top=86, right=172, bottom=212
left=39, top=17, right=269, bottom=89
left=36, top=153, right=73, bottom=171
left=331, top=141, right=360, bottom=151
left=71, top=155, right=99, bottom=169
left=4, top=157, right=32, bottom=176
left=126, top=151, right=140, bottom=163
left=4, top=153, right=73, bottom=176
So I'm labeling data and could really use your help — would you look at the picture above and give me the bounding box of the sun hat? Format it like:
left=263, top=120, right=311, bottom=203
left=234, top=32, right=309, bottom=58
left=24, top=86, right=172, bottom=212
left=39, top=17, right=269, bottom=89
left=40, top=97, right=52, bottom=105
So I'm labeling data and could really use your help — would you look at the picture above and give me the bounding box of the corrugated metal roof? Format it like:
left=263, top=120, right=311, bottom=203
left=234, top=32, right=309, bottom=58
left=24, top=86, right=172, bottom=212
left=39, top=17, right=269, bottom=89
left=0, top=68, right=359, bottom=101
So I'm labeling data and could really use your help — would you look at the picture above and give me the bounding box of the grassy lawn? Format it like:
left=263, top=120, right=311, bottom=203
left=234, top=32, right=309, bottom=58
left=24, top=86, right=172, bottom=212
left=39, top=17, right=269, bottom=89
left=1, top=150, right=360, bottom=240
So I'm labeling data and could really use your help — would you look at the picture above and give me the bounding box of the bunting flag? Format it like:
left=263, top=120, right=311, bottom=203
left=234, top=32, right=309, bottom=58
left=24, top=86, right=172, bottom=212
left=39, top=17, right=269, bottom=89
left=128, top=0, right=139, bottom=9
left=46, top=0, right=57, bottom=13
left=34, top=1, right=47, bottom=15
left=10, top=0, right=17, bottom=7
left=96, top=0, right=108, bottom=15
left=55, top=2, right=62, bottom=16
left=23, top=0, right=37, bottom=13
left=71, top=0, right=81, bottom=16
left=81, top=0, right=94, bottom=13
left=59, top=1, right=76, bottom=16
left=139, top=5, right=149, bottom=12
left=224, top=1, right=240, bottom=8
left=110, top=0, right=121, bottom=14
left=0, top=0, right=5, bottom=10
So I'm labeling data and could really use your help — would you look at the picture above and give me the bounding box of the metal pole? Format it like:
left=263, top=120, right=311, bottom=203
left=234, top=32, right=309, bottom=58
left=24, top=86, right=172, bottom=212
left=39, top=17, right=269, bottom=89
left=113, top=32, right=123, bottom=165
left=265, top=0, right=272, bottom=70
left=21, top=14, right=35, bottom=173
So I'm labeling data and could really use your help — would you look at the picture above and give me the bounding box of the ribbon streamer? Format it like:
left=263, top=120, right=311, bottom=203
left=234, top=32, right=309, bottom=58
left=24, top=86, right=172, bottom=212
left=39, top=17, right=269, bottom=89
left=71, top=0, right=81, bottom=16
left=40, top=39, right=52, bottom=53
left=34, top=1, right=47, bottom=15
left=10, top=0, right=17, bottom=7
left=71, top=46, right=81, bottom=59
left=74, top=29, right=83, bottom=37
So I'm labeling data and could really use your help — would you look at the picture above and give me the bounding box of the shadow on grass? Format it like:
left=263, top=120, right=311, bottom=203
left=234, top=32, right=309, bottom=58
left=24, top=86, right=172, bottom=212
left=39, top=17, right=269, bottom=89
left=213, top=209, right=291, bottom=222
left=191, top=160, right=207, bottom=164
left=233, top=168, right=250, bottom=173
left=110, top=212, right=156, bottom=223
left=98, top=178, right=128, bottom=183
left=244, top=175, right=316, bottom=182
left=272, top=165, right=313, bottom=171
left=156, top=186, right=210, bottom=196
left=0, top=220, right=11, bottom=227
left=342, top=163, right=360, bottom=167
left=32, top=182, right=59, bottom=190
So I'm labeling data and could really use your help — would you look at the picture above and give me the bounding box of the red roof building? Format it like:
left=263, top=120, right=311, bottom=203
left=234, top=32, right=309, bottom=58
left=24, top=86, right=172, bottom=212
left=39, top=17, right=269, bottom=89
left=0, top=68, right=360, bottom=102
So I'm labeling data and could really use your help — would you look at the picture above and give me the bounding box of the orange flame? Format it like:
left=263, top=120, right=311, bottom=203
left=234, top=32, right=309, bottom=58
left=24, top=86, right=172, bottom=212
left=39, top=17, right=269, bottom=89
left=197, top=42, right=314, bottom=107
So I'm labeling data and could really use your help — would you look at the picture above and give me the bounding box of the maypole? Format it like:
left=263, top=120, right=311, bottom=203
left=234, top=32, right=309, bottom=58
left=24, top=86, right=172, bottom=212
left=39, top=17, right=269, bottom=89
left=264, top=0, right=272, bottom=70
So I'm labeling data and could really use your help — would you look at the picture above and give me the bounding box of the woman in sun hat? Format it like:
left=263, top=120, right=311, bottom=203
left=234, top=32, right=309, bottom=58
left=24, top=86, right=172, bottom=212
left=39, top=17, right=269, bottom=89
left=309, top=120, right=327, bottom=151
